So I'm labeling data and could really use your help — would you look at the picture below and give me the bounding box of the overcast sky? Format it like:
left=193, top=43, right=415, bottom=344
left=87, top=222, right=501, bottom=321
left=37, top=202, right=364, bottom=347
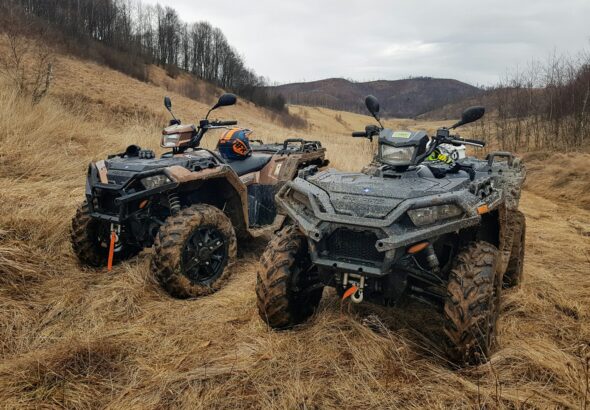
left=147, top=0, right=590, bottom=86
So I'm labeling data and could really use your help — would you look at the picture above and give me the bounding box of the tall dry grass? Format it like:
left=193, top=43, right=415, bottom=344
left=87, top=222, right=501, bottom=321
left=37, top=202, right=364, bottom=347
left=0, top=52, right=589, bottom=408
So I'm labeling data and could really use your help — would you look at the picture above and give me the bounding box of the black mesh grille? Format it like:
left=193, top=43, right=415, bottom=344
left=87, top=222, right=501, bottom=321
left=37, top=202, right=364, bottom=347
left=325, top=229, right=382, bottom=263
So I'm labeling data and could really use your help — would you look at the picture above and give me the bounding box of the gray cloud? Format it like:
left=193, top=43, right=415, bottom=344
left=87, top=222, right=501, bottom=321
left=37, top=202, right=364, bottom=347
left=146, top=0, right=590, bottom=85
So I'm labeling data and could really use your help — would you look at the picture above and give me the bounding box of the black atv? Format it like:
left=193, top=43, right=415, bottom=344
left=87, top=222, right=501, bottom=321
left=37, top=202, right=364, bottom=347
left=71, top=94, right=327, bottom=298
left=256, top=95, right=526, bottom=364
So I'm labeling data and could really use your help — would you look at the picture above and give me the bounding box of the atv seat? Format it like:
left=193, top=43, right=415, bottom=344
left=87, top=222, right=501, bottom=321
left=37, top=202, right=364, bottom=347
left=223, top=153, right=272, bottom=176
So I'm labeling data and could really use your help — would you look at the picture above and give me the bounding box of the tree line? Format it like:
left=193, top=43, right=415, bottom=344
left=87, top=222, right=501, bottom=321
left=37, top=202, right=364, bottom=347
left=3, top=0, right=287, bottom=111
left=475, top=50, right=590, bottom=151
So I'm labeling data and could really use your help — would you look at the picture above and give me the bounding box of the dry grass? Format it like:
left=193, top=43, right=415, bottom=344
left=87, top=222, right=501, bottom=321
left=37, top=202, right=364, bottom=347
left=521, top=151, right=590, bottom=211
left=0, top=45, right=589, bottom=409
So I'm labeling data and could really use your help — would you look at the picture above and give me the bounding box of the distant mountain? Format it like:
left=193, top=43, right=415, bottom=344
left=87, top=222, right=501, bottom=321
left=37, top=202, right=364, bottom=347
left=269, top=77, right=483, bottom=118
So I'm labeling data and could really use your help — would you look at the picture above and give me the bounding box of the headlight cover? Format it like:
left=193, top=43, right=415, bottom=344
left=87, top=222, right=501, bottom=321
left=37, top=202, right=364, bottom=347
left=407, top=204, right=463, bottom=227
left=380, top=145, right=416, bottom=166
left=161, top=133, right=181, bottom=148
left=141, top=174, right=172, bottom=189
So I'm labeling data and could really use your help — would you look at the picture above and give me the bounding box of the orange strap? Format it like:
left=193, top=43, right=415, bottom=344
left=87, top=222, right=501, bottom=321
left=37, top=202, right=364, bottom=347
left=341, top=285, right=358, bottom=301
left=107, top=231, right=116, bottom=271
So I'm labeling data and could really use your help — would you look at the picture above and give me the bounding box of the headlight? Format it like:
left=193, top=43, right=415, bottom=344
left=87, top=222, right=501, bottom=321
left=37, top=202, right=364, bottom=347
left=141, top=174, right=172, bottom=189
left=161, top=133, right=180, bottom=148
left=380, top=145, right=415, bottom=165
left=407, top=204, right=463, bottom=227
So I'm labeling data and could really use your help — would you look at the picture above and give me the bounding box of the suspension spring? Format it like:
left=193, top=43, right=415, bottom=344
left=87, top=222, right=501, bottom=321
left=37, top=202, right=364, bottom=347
left=168, top=192, right=181, bottom=214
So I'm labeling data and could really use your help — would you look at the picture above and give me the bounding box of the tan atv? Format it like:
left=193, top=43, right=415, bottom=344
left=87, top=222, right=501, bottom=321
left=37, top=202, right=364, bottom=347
left=71, top=93, right=328, bottom=298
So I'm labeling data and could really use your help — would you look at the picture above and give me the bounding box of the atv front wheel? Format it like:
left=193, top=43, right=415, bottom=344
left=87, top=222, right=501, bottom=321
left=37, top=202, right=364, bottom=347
left=503, top=210, right=526, bottom=288
left=71, top=201, right=140, bottom=267
left=443, top=241, right=501, bottom=365
left=152, top=204, right=237, bottom=299
left=256, top=225, right=324, bottom=329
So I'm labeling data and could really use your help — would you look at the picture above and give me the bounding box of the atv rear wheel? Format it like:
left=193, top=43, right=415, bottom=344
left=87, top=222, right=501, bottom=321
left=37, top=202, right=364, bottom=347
left=443, top=241, right=501, bottom=365
left=71, top=201, right=140, bottom=267
left=503, top=210, right=526, bottom=288
left=152, top=204, right=237, bottom=299
left=256, top=225, right=323, bottom=329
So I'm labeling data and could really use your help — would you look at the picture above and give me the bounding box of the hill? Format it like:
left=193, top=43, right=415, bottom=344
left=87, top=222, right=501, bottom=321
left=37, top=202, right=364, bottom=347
left=1, top=33, right=590, bottom=409
left=270, top=77, right=483, bottom=118
left=2, top=0, right=289, bottom=113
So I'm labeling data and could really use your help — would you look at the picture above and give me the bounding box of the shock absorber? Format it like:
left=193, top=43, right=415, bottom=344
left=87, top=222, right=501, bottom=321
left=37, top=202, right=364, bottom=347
left=425, top=244, right=440, bottom=274
left=168, top=192, right=181, bottom=215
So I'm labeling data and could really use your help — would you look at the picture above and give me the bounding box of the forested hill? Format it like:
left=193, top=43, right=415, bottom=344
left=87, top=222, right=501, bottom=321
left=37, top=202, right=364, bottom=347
left=3, top=0, right=285, bottom=111
left=269, top=77, right=482, bottom=118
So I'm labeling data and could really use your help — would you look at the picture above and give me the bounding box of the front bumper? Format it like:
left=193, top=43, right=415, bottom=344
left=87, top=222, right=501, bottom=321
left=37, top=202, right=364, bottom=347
left=276, top=179, right=488, bottom=276
left=86, top=165, right=178, bottom=223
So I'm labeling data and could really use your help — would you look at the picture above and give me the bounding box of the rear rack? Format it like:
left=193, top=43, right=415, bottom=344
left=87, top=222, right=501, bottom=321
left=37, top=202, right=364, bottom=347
left=251, top=138, right=323, bottom=154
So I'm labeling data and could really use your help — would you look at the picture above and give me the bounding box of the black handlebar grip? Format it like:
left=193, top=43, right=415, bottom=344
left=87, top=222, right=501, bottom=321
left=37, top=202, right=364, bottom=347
left=455, top=137, right=486, bottom=147
left=462, top=138, right=486, bottom=146
left=352, top=131, right=367, bottom=137
left=217, top=120, right=237, bottom=126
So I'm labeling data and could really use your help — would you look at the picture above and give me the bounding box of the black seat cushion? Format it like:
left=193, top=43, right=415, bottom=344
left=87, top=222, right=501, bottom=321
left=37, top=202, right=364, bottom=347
left=222, top=153, right=273, bottom=176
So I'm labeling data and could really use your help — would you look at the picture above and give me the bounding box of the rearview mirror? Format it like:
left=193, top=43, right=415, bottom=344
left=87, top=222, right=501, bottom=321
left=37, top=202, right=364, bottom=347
left=365, top=95, right=380, bottom=118
left=461, top=106, right=485, bottom=124
left=214, top=93, right=237, bottom=109
left=164, top=96, right=172, bottom=111
left=451, top=106, right=485, bottom=129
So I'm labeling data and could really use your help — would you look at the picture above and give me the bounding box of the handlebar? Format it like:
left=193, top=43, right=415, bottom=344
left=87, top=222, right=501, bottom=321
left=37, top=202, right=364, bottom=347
left=212, top=120, right=237, bottom=126
left=352, top=131, right=367, bottom=138
left=451, top=136, right=486, bottom=147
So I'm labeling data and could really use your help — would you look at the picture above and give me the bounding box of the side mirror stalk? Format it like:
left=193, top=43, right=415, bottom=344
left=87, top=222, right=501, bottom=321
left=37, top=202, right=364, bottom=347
left=164, top=96, right=179, bottom=123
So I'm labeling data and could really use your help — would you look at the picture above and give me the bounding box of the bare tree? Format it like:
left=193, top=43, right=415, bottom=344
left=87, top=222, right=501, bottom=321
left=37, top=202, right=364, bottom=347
left=0, top=26, right=54, bottom=104
left=4, top=0, right=289, bottom=112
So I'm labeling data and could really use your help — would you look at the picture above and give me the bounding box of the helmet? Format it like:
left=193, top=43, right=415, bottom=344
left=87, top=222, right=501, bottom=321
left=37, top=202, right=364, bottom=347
left=218, top=128, right=252, bottom=160
left=426, top=147, right=454, bottom=164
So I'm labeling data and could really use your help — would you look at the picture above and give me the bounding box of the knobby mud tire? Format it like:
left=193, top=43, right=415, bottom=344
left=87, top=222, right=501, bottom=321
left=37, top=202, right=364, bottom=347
left=443, top=241, right=501, bottom=365
left=256, top=225, right=323, bottom=329
left=152, top=204, right=237, bottom=299
left=503, top=210, right=526, bottom=288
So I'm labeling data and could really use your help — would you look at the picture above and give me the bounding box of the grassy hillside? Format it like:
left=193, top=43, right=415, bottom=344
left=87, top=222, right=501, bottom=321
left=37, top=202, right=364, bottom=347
left=1, top=39, right=590, bottom=408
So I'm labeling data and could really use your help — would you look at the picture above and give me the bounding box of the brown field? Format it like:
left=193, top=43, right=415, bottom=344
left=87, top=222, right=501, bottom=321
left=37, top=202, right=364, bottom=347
left=1, top=48, right=590, bottom=409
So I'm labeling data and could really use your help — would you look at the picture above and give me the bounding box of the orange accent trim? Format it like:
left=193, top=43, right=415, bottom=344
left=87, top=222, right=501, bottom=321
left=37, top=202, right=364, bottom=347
left=408, top=242, right=429, bottom=254
left=139, top=199, right=148, bottom=209
left=477, top=204, right=490, bottom=215
left=107, top=231, right=116, bottom=271
left=342, top=285, right=358, bottom=301
left=220, top=128, right=239, bottom=141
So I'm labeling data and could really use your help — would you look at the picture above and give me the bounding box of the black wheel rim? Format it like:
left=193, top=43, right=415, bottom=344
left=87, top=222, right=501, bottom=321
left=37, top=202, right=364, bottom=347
left=181, top=226, right=227, bottom=285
